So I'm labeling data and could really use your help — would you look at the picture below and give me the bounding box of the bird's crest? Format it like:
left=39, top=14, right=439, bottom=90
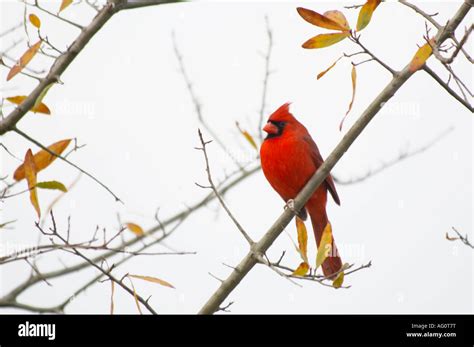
left=267, top=102, right=297, bottom=123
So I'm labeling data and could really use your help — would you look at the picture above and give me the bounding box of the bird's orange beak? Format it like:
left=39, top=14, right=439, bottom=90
left=263, top=122, right=279, bottom=135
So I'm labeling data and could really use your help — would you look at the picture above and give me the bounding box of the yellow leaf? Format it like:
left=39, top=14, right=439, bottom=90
left=36, top=180, right=68, bottom=192
left=324, top=10, right=350, bottom=31
left=315, top=222, right=333, bottom=270
left=302, top=32, right=349, bottom=49
left=129, top=274, right=175, bottom=289
left=235, top=122, right=258, bottom=150
left=13, top=139, right=71, bottom=181
left=317, top=56, right=343, bottom=79
left=6, top=95, right=51, bottom=115
left=292, top=262, right=310, bottom=276
left=339, top=65, right=357, bottom=131
left=332, top=271, right=344, bottom=288
left=295, top=217, right=308, bottom=263
left=6, top=40, right=42, bottom=81
left=297, top=7, right=349, bottom=31
left=127, top=277, right=142, bottom=315
left=33, top=83, right=54, bottom=111
left=356, top=0, right=381, bottom=31
left=24, top=149, right=40, bottom=218
left=29, top=14, right=41, bottom=29
left=332, top=263, right=350, bottom=288
left=126, top=223, right=144, bottom=236
left=409, top=39, right=434, bottom=72
left=59, top=0, right=73, bottom=13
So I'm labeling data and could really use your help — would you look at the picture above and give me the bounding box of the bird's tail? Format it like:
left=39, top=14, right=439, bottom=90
left=307, top=199, right=342, bottom=278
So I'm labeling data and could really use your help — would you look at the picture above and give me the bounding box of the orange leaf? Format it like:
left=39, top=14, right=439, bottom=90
left=409, top=39, right=434, bottom=72
left=317, top=56, right=343, bottom=79
left=6, top=95, right=51, bottom=115
left=13, top=139, right=71, bottom=181
left=292, top=262, right=310, bottom=276
left=302, top=32, right=349, bottom=49
left=59, top=0, right=73, bottom=13
left=129, top=274, right=175, bottom=289
left=126, top=223, right=144, bottom=236
left=6, top=40, right=42, bottom=81
left=357, top=0, right=381, bottom=31
left=295, top=217, right=308, bottom=263
left=24, top=149, right=40, bottom=218
left=297, top=7, right=349, bottom=31
left=29, top=14, right=41, bottom=29
left=324, top=10, right=350, bottom=31
left=340, top=65, right=357, bottom=131
left=236, top=122, right=258, bottom=150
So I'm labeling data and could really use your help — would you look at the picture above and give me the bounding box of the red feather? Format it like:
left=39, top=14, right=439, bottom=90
left=260, top=103, right=342, bottom=278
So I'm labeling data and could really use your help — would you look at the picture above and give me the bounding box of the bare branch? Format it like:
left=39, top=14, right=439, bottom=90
left=334, top=127, right=453, bottom=185
left=257, top=15, right=273, bottom=142
left=196, top=129, right=254, bottom=246
left=172, top=31, right=244, bottom=170
left=423, top=65, right=473, bottom=112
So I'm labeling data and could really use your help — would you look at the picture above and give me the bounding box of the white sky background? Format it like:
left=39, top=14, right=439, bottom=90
left=0, top=0, right=472, bottom=314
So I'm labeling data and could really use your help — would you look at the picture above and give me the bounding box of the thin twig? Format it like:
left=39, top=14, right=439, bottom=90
left=196, top=129, right=254, bottom=246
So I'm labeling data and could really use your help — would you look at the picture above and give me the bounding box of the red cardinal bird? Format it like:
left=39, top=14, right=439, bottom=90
left=260, top=103, right=342, bottom=278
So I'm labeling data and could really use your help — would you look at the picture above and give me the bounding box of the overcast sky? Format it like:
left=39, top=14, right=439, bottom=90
left=0, top=0, right=472, bottom=314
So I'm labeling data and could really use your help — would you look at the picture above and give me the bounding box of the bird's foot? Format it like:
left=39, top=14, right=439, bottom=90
left=284, top=199, right=296, bottom=214
left=284, top=199, right=307, bottom=220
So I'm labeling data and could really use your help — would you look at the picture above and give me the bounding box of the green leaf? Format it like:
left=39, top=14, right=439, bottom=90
left=36, top=180, right=68, bottom=192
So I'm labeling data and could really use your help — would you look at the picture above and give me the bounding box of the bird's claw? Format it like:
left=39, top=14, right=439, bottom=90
left=284, top=199, right=296, bottom=214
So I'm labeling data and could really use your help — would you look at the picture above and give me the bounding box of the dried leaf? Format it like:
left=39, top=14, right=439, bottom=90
left=110, top=280, right=115, bottom=315
left=127, top=277, right=142, bottom=315
left=6, top=95, right=50, bottom=115
left=24, top=149, right=40, bottom=218
left=33, top=83, right=54, bottom=111
left=13, top=139, right=71, bottom=181
left=36, top=180, right=68, bottom=192
left=324, top=10, right=350, bottom=31
left=297, top=7, right=349, bottom=31
left=236, top=122, right=258, bottom=150
left=296, top=217, right=308, bottom=263
left=315, top=222, right=333, bottom=270
left=6, top=40, right=42, bottom=81
left=292, top=262, right=310, bottom=276
left=126, top=223, right=144, bottom=236
left=340, top=65, right=357, bottom=131
left=357, top=0, right=381, bottom=31
left=29, top=14, right=41, bottom=29
left=317, top=56, right=343, bottom=79
left=59, top=0, right=73, bottom=13
left=445, top=232, right=458, bottom=241
left=302, top=32, right=349, bottom=49
left=409, top=39, right=434, bottom=72
left=129, top=274, right=175, bottom=289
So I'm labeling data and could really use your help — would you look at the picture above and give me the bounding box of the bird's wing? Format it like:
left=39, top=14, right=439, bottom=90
left=303, top=135, right=341, bottom=206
